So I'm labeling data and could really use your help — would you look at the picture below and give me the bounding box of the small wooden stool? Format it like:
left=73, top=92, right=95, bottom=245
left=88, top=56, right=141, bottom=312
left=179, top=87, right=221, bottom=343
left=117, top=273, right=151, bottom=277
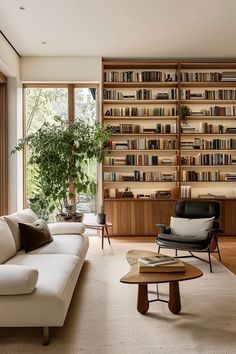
left=84, top=222, right=113, bottom=249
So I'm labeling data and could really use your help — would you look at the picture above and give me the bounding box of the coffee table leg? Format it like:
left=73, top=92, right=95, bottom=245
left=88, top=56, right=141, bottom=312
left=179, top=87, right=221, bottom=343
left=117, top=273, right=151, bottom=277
left=168, top=281, right=181, bottom=314
left=137, top=284, right=149, bottom=314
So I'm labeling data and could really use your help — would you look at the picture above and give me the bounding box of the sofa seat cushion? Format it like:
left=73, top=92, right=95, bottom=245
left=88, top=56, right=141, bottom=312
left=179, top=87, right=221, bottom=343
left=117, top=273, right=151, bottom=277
left=4, top=209, right=38, bottom=250
left=0, top=218, right=17, bottom=263
left=25, top=234, right=89, bottom=257
left=48, top=222, right=85, bottom=235
left=0, top=265, right=38, bottom=295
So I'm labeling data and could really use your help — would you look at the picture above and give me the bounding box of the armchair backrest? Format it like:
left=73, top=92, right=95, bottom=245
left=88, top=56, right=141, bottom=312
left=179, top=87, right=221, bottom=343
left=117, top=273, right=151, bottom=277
left=175, top=200, right=221, bottom=229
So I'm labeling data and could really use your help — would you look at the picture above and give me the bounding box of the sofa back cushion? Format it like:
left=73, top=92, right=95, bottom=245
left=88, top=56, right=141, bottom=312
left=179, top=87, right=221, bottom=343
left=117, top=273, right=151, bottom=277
left=4, top=209, right=38, bottom=250
left=0, top=218, right=17, bottom=263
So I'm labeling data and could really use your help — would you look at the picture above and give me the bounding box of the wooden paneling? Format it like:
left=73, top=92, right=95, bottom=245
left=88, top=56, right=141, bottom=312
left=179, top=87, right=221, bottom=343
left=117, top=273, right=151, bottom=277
left=104, top=199, right=176, bottom=236
left=104, top=198, right=236, bottom=236
left=0, top=78, right=8, bottom=215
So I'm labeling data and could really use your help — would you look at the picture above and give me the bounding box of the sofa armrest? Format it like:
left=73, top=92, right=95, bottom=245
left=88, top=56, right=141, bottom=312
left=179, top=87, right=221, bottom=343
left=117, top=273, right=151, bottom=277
left=0, top=265, right=38, bottom=295
left=48, top=222, right=85, bottom=235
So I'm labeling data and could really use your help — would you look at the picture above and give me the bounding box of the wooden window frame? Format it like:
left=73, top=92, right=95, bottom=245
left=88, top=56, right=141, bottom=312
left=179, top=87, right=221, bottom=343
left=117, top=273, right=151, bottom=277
left=0, top=72, right=7, bottom=215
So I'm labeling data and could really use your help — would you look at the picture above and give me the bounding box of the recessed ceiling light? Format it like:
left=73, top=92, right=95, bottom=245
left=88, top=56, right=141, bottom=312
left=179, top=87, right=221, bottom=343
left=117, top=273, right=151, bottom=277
left=19, top=6, right=25, bottom=10
left=42, top=41, right=46, bottom=45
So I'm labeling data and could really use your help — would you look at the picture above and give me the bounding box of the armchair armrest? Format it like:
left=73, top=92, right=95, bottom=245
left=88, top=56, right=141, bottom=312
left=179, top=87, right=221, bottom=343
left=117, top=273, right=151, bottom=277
left=156, top=223, right=171, bottom=234
left=48, top=222, right=85, bottom=235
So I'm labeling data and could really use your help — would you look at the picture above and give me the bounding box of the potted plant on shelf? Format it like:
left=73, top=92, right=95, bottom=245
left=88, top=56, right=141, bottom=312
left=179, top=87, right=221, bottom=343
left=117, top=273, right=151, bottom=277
left=97, top=204, right=106, bottom=225
left=178, top=105, right=190, bottom=124
left=12, top=115, right=111, bottom=221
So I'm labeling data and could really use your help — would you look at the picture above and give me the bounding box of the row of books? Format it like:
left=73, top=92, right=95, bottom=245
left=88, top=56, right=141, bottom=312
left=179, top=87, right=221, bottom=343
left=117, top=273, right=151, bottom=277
left=181, top=138, right=236, bottom=150
left=103, top=71, right=177, bottom=82
left=182, top=123, right=236, bottom=134
left=103, top=171, right=177, bottom=182
left=104, top=71, right=236, bottom=83
left=182, top=170, right=221, bottom=181
left=104, top=107, right=177, bottom=117
left=180, top=185, right=192, bottom=198
left=180, top=72, right=223, bottom=82
left=181, top=89, right=236, bottom=100
left=106, top=138, right=178, bottom=150
left=182, top=170, right=236, bottom=181
left=104, top=155, right=176, bottom=166
left=181, top=153, right=235, bottom=166
left=197, top=106, right=236, bottom=116
left=110, top=123, right=177, bottom=134
left=103, top=89, right=178, bottom=100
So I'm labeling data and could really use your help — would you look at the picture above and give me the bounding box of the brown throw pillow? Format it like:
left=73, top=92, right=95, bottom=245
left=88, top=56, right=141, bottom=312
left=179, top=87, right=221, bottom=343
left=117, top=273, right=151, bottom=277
left=18, top=219, right=53, bottom=253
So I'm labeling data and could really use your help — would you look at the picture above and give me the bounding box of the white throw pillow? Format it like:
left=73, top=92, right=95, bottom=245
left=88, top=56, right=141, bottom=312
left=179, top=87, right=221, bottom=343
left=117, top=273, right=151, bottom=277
left=4, top=209, right=38, bottom=250
left=0, top=265, right=38, bottom=295
left=0, top=218, right=17, bottom=264
left=170, top=216, right=214, bottom=238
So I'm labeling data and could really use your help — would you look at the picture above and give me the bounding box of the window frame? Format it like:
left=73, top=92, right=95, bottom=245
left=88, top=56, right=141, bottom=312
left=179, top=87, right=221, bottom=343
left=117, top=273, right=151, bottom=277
left=0, top=72, right=7, bottom=215
left=22, top=83, right=99, bottom=208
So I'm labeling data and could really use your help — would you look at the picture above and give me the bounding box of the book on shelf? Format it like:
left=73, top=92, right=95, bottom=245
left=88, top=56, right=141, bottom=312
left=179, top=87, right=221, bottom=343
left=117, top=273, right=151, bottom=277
left=198, top=193, right=226, bottom=199
left=138, top=256, right=186, bottom=273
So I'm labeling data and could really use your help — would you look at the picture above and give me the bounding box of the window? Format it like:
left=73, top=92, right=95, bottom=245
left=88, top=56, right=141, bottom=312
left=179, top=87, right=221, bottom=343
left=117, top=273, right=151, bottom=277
left=0, top=72, right=7, bottom=215
left=24, top=84, right=98, bottom=217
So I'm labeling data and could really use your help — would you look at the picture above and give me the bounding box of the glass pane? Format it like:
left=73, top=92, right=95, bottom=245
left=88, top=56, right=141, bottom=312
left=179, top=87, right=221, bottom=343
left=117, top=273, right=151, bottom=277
left=25, top=87, right=68, bottom=134
left=25, top=87, right=68, bottom=210
left=74, top=88, right=97, bottom=213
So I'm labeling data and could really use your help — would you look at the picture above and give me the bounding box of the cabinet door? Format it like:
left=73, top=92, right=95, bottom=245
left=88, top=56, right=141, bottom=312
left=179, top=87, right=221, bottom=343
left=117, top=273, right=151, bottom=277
left=104, top=200, right=176, bottom=236
left=222, top=200, right=236, bottom=235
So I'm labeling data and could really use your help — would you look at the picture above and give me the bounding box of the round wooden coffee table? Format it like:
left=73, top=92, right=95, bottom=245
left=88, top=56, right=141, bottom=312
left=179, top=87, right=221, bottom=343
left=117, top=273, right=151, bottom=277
left=120, top=249, right=203, bottom=315
left=84, top=222, right=112, bottom=249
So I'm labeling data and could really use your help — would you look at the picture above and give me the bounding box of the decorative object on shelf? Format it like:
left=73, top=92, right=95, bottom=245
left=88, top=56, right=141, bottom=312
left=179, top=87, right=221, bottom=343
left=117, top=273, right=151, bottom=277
left=97, top=205, right=106, bottom=224
left=123, top=187, right=134, bottom=198
left=178, top=105, right=190, bottom=124
left=156, top=190, right=172, bottom=199
left=12, top=115, right=111, bottom=220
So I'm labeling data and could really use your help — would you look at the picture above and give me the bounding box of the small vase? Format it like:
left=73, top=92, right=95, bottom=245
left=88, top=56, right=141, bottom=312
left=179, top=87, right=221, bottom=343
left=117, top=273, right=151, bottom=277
left=97, top=213, right=106, bottom=224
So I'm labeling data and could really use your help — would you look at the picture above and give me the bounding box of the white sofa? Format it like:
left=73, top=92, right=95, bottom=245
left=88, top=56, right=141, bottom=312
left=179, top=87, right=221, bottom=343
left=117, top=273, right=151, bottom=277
left=0, top=209, right=89, bottom=344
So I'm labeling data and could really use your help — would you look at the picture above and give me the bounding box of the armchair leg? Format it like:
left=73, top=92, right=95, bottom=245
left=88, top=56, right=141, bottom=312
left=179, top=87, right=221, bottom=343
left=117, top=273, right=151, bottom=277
left=216, top=239, right=222, bottom=262
left=175, top=249, right=178, bottom=257
left=157, top=246, right=161, bottom=253
left=43, top=327, right=50, bottom=345
left=208, top=249, right=213, bottom=273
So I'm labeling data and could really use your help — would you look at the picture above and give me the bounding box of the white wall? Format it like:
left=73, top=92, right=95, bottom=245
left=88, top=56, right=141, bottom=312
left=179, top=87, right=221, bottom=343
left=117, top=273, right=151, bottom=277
left=20, top=56, right=102, bottom=82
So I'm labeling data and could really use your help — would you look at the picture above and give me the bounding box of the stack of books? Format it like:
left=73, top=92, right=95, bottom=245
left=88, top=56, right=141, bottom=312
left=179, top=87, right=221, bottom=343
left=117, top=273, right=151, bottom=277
left=138, top=255, right=186, bottom=273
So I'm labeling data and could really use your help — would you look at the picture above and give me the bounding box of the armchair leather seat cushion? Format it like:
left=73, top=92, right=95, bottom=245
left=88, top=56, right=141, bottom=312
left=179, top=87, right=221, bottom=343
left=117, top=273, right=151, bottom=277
left=158, top=233, right=210, bottom=250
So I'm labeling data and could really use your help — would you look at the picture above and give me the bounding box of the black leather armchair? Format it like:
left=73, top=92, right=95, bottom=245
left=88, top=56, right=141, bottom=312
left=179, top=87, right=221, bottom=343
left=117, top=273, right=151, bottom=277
left=156, top=200, right=222, bottom=272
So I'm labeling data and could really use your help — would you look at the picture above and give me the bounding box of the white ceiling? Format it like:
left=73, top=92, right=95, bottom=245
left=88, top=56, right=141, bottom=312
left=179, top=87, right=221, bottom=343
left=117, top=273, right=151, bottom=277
left=0, top=0, right=236, bottom=58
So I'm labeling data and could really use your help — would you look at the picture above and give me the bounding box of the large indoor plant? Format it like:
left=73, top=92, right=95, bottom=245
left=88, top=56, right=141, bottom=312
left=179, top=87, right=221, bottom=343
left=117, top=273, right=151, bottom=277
left=12, top=115, right=111, bottom=220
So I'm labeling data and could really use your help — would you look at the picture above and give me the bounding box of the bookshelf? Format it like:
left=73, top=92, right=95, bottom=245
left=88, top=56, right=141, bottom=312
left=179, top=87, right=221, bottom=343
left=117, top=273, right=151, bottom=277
left=102, top=60, right=236, bottom=236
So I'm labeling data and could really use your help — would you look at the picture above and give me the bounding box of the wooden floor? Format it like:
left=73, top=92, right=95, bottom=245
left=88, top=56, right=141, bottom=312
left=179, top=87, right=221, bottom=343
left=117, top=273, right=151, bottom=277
left=111, top=236, right=236, bottom=275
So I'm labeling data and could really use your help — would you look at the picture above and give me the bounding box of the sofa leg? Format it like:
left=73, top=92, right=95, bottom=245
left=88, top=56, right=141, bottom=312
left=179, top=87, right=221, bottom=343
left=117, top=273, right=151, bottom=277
left=43, top=327, right=50, bottom=345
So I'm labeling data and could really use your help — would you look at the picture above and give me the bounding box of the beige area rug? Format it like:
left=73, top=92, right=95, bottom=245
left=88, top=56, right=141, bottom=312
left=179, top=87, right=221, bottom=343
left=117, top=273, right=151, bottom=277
left=0, top=237, right=236, bottom=354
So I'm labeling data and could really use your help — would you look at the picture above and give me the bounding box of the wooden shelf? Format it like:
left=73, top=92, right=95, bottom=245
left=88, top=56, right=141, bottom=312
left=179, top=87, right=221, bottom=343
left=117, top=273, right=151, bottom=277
left=103, top=99, right=178, bottom=104
left=103, top=82, right=178, bottom=88
left=180, top=99, right=236, bottom=104
left=102, top=59, right=236, bottom=237
left=103, top=115, right=178, bottom=120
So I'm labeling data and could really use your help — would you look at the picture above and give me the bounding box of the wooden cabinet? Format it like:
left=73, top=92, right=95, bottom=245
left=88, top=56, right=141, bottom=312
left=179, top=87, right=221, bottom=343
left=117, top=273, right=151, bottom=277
left=104, top=199, right=176, bottom=236
left=104, top=198, right=236, bottom=236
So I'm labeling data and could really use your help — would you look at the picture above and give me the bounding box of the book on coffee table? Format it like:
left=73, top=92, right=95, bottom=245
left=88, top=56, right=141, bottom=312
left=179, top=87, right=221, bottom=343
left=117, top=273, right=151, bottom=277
left=138, top=259, right=186, bottom=273
left=138, top=255, right=177, bottom=266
